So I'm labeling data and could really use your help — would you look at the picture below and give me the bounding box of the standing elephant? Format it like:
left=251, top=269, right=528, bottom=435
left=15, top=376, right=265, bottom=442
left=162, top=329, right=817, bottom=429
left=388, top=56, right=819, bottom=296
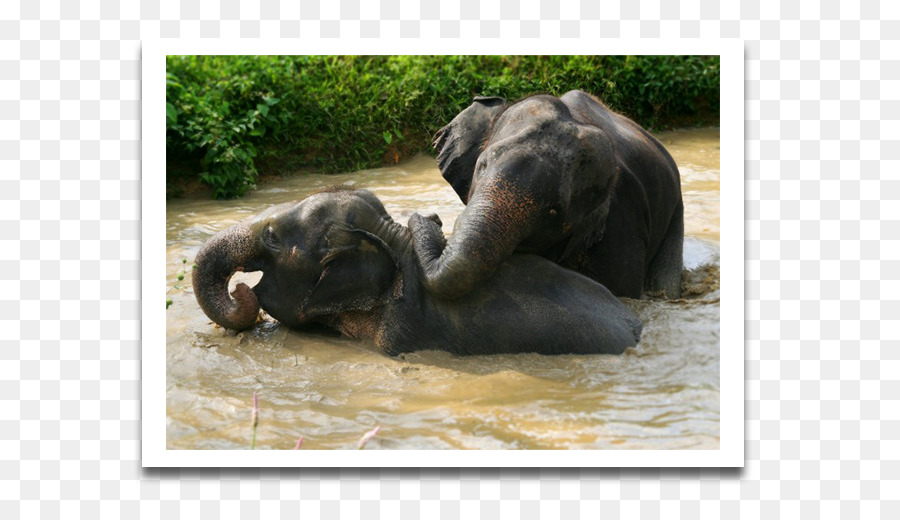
left=192, top=187, right=642, bottom=356
left=410, top=90, right=683, bottom=299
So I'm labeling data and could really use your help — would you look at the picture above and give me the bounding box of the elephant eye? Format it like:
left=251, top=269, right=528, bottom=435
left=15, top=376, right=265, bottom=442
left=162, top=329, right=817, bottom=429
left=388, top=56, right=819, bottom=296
left=262, top=226, right=280, bottom=250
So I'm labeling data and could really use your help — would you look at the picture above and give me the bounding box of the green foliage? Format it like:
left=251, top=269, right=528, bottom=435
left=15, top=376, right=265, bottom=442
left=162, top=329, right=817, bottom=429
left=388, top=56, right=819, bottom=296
left=167, top=55, right=720, bottom=199
left=166, top=258, right=193, bottom=309
left=601, top=55, right=721, bottom=126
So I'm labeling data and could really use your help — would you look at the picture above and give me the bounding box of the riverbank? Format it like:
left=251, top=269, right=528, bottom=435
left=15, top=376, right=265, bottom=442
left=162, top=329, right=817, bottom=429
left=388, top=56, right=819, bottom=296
left=167, top=124, right=721, bottom=200
left=166, top=55, right=720, bottom=199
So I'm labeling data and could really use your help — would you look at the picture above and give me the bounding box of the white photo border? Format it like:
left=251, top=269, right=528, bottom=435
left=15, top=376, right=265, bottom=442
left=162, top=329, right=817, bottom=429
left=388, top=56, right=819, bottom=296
left=143, top=38, right=744, bottom=467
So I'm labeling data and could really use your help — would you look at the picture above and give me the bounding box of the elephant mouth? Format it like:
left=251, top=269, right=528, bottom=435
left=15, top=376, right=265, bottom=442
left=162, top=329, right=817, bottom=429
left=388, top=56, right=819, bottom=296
left=228, top=270, right=263, bottom=294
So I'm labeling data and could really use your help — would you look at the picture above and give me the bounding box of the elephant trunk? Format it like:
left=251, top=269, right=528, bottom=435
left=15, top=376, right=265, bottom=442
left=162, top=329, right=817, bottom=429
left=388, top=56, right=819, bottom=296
left=192, top=221, right=260, bottom=330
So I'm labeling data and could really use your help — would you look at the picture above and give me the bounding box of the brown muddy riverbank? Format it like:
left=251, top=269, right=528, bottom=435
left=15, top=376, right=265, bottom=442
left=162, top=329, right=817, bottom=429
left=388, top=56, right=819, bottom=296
left=165, top=127, right=721, bottom=450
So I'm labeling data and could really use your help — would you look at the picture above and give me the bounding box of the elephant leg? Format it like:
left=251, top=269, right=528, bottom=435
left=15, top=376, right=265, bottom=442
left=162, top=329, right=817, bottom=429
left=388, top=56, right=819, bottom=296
left=645, top=202, right=684, bottom=298
left=578, top=241, right=646, bottom=299
left=562, top=194, right=647, bottom=298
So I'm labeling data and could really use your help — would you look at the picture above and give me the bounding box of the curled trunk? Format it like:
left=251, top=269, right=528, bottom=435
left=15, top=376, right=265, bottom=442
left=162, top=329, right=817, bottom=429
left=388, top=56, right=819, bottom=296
left=192, top=222, right=260, bottom=330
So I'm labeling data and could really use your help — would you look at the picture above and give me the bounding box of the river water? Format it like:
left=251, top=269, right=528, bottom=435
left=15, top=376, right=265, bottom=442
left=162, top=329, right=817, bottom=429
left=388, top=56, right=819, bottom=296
left=165, top=127, right=721, bottom=450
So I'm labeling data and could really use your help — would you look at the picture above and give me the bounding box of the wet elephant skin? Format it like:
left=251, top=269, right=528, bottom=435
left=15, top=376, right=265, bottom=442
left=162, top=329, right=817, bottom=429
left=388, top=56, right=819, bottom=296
left=412, top=90, right=684, bottom=300
left=192, top=187, right=642, bottom=356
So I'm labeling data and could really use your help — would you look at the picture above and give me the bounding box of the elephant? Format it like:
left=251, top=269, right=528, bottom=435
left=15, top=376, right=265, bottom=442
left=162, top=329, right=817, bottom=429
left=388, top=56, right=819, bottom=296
left=192, top=187, right=642, bottom=356
left=409, top=90, right=684, bottom=300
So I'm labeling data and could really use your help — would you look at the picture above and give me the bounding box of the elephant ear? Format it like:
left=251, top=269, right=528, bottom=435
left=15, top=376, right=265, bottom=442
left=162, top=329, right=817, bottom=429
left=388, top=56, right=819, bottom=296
left=433, top=96, right=507, bottom=204
left=301, top=227, right=397, bottom=319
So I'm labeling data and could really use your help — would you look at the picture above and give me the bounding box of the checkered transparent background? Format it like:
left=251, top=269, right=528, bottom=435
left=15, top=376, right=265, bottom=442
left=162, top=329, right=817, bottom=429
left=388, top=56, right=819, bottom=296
left=1, top=0, right=898, bottom=517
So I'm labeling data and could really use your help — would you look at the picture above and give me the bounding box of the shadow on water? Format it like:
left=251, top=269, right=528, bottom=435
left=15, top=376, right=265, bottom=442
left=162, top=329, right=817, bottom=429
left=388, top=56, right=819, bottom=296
left=165, top=127, right=722, bottom=451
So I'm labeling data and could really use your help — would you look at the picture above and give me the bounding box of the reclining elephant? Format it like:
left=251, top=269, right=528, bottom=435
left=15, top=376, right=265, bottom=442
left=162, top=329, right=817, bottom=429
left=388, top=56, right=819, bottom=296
left=410, top=90, right=683, bottom=300
left=192, top=187, right=642, bottom=356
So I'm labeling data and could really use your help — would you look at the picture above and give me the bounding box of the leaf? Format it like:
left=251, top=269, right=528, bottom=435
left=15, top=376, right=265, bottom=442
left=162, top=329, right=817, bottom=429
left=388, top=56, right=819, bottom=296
left=166, top=103, right=177, bottom=124
left=382, top=131, right=392, bottom=145
left=257, top=104, right=269, bottom=117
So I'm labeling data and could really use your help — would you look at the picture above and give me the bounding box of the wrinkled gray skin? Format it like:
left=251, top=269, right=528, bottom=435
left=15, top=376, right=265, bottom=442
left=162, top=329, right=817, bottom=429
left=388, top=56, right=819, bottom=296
left=193, top=187, right=642, bottom=356
left=410, top=90, right=684, bottom=300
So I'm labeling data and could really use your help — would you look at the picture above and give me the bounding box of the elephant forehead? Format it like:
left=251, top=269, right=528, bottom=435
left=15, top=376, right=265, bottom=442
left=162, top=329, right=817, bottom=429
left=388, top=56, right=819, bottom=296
left=495, top=96, right=567, bottom=126
left=248, top=202, right=299, bottom=225
left=296, top=194, right=353, bottom=223
left=488, top=119, right=586, bottom=161
left=249, top=197, right=334, bottom=226
left=481, top=130, right=560, bottom=165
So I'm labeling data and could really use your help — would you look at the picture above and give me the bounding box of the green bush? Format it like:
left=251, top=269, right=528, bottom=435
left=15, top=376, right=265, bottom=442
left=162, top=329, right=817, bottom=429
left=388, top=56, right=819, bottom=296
left=166, top=55, right=719, bottom=199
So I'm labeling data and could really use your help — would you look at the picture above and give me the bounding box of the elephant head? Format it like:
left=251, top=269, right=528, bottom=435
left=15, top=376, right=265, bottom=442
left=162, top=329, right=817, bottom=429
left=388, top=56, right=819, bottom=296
left=192, top=187, right=407, bottom=331
left=412, top=94, right=618, bottom=299
left=432, top=96, right=507, bottom=203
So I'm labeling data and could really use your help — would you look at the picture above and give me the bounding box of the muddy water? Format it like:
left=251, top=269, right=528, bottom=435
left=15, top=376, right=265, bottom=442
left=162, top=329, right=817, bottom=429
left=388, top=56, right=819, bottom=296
left=165, top=127, right=721, bottom=450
